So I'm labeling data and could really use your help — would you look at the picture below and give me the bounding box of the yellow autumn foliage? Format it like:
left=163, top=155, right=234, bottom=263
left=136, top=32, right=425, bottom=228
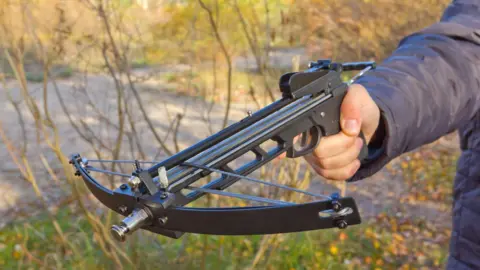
left=292, top=0, right=451, bottom=61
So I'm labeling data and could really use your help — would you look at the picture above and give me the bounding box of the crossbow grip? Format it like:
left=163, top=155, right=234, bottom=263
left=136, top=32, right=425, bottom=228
left=278, top=77, right=369, bottom=163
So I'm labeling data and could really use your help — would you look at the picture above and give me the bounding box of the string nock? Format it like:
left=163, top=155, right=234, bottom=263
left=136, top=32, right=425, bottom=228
left=80, top=157, right=89, bottom=168
left=158, top=166, right=169, bottom=189
left=71, top=155, right=88, bottom=176
left=111, top=208, right=151, bottom=242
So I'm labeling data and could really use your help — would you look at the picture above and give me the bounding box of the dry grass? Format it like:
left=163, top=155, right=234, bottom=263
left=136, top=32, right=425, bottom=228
left=0, top=0, right=457, bottom=269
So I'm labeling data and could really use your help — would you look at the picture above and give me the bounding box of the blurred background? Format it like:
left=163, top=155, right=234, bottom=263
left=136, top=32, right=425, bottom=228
left=0, top=0, right=458, bottom=269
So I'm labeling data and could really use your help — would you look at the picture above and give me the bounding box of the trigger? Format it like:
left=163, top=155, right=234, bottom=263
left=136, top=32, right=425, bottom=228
left=287, top=126, right=322, bottom=158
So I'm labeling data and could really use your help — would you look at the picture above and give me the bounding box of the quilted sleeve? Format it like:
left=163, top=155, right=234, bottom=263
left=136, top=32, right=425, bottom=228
left=349, top=0, right=480, bottom=182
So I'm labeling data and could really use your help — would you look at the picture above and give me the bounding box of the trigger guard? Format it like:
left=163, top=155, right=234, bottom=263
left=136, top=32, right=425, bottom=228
left=286, top=126, right=322, bottom=158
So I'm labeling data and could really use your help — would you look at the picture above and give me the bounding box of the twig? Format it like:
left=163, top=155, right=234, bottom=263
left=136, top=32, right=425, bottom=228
left=197, top=0, right=233, bottom=129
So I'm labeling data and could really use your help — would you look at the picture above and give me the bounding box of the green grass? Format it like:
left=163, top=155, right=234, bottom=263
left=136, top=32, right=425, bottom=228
left=55, top=65, right=74, bottom=79
left=0, top=205, right=450, bottom=270
left=131, top=58, right=150, bottom=69
left=0, top=125, right=457, bottom=270
left=25, top=71, right=44, bottom=82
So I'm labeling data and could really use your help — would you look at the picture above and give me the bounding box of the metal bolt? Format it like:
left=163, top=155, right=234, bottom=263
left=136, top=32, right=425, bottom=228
left=120, top=184, right=128, bottom=190
left=336, top=219, right=348, bottom=229
left=128, top=176, right=141, bottom=189
left=247, top=110, right=253, bottom=117
left=332, top=201, right=342, bottom=212
left=320, top=112, right=325, bottom=118
left=118, top=205, right=128, bottom=214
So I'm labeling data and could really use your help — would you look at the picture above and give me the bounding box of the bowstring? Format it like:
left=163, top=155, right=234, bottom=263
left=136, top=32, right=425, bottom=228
left=80, top=158, right=333, bottom=202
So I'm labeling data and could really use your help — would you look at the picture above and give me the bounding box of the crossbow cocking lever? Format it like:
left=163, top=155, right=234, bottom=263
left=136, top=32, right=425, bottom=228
left=70, top=59, right=376, bottom=242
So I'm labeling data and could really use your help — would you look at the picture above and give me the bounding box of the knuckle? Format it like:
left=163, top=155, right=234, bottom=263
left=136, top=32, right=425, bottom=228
left=313, top=167, right=324, bottom=177
left=315, top=167, right=329, bottom=178
left=322, top=170, right=340, bottom=181
left=330, top=174, right=343, bottom=181
left=346, top=162, right=360, bottom=178
left=314, top=143, right=327, bottom=158
left=317, top=157, right=330, bottom=169
left=340, top=137, right=355, bottom=152
left=349, top=145, right=362, bottom=161
left=342, top=170, right=354, bottom=180
left=328, top=171, right=343, bottom=181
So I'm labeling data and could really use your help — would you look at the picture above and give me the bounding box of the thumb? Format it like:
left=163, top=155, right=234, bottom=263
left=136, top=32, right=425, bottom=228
left=340, top=85, right=363, bottom=137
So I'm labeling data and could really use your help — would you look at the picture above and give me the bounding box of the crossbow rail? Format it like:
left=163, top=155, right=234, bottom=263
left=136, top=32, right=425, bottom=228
left=69, top=60, right=374, bottom=242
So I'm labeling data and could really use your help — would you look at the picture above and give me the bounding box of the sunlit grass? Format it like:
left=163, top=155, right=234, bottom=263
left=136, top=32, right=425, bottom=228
left=1, top=202, right=450, bottom=270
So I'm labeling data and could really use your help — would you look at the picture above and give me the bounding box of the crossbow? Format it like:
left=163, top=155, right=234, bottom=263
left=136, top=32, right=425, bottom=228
left=70, top=59, right=376, bottom=242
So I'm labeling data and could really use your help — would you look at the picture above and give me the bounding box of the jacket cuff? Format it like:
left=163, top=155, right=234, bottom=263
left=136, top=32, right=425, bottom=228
left=347, top=86, right=400, bottom=182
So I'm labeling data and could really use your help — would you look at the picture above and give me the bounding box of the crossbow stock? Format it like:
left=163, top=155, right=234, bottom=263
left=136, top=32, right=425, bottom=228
left=70, top=59, right=376, bottom=242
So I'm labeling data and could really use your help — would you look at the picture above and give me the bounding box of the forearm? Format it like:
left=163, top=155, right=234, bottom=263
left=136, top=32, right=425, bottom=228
left=349, top=0, right=480, bottom=181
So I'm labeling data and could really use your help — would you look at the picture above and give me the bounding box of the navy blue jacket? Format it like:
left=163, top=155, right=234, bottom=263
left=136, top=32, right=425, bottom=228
left=349, top=1, right=480, bottom=268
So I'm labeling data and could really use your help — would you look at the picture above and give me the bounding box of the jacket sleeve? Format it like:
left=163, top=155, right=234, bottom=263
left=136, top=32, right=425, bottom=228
left=349, top=0, right=480, bottom=182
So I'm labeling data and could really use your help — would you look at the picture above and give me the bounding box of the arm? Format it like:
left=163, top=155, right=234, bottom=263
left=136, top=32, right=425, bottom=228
left=349, top=0, right=480, bottom=182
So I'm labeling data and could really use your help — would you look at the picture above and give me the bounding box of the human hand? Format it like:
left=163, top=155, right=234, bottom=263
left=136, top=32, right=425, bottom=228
left=304, top=84, right=380, bottom=181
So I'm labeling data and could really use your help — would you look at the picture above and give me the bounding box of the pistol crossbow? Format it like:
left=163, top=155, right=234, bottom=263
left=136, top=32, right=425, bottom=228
left=70, top=59, right=376, bottom=242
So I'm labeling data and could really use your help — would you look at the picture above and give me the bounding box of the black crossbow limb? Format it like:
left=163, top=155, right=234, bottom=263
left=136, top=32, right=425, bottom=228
left=69, top=59, right=376, bottom=242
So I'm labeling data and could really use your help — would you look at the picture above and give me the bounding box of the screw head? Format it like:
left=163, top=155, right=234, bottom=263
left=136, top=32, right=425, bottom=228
left=320, top=112, right=325, bottom=118
left=158, top=216, right=168, bottom=225
left=118, top=205, right=128, bottom=214
left=120, top=184, right=128, bottom=190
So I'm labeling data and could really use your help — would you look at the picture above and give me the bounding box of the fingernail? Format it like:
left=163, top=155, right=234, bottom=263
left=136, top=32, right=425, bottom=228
left=344, top=119, right=359, bottom=134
